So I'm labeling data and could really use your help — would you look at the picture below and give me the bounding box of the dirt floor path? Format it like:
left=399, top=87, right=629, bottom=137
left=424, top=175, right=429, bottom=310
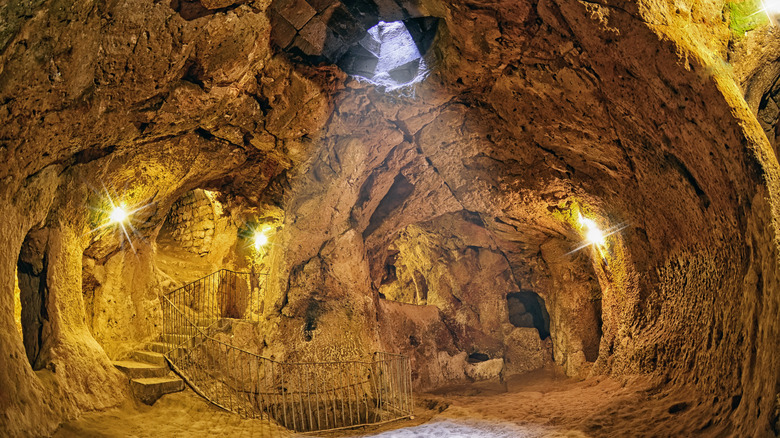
left=54, top=366, right=714, bottom=437
left=53, top=390, right=292, bottom=438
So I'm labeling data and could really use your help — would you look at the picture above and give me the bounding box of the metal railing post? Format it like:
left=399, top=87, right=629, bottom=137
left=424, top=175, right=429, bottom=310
left=158, top=270, right=413, bottom=433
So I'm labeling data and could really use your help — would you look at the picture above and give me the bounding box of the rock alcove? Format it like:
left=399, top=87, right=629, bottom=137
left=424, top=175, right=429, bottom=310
left=0, top=0, right=779, bottom=436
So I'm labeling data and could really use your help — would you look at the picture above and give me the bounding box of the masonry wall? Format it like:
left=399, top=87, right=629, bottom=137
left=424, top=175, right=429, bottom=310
left=162, top=190, right=217, bottom=256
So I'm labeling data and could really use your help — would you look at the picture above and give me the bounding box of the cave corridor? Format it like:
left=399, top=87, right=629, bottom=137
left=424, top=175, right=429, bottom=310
left=1, top=0, right=780, bottom=436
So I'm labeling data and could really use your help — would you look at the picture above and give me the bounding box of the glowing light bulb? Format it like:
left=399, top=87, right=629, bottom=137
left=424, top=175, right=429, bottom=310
left=586, top=227, right=605, bottom=245
left=579, top=214, right=606, bottom=246
left=253, top=230, right=268, bottom=250
left=764, top=0, right=780, bottom=15
left=109, top=205, right=129, bottom=224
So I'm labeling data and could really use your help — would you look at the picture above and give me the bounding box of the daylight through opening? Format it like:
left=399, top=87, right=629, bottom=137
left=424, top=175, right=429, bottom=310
left=338, top=19, right=437, bottom=89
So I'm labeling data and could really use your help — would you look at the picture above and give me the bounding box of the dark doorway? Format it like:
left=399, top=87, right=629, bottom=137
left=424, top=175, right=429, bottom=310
left=507, top=290, right=550, bottom=340
left=17, top=228, right=49, bottom=370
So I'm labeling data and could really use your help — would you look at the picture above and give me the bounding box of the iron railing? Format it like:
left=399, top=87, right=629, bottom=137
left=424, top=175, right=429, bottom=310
left=159, top=270, right=413, bottom=433
left=161, top=269, right=264, bottom=330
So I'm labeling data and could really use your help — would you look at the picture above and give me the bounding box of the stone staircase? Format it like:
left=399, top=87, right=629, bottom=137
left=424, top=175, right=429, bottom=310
left=113, top=345, right=185, bottom=405
left=155, top=237, right=216, bottom=286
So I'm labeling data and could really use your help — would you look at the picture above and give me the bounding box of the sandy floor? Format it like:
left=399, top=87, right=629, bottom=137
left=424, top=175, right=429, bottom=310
left=54, top=366, right=719, bottom=437
left=53, top=391, right=292, bottom=438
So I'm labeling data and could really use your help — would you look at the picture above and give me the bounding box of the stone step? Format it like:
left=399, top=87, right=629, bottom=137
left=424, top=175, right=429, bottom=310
left=167, top=325, right=209, bottom=335
left=146, top=342, right=188, bottom=357
left=196, top=318, right=217, bottom=327
left=113, top=360, right=170, bottom=379
left=146, top=342, right=169, bottom=354
left=130, top=376, right=185, bottom=405
left=132, top=350, right=167, bottom=366
left=160, top=333, right=195, bottom=346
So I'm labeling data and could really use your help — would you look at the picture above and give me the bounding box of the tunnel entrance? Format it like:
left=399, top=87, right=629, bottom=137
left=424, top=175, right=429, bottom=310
left=17, top=228, right=49, bottom=370
left=155, top=188, right=263, bottom=321
left=154, top=189, right=229, bottom=291
left=507, top=291, right=550, bottom=340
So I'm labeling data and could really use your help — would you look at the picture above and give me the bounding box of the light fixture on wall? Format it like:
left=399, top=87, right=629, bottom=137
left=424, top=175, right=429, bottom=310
left=86, top=187, right=153, bottom=254
left=579, top=215, right=605, bottom=246
left=253, top=229, right=269, bottom=250
left=566, top=211, right=628, bottom=257
left=109, top=205, right=129, bottom=224
left=104, top=200, right=138, bottom=253
left=762, top=0, right=780, bottom=21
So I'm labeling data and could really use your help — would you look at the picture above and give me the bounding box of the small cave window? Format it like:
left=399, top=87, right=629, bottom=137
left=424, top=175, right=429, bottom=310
left=507, top=291, right=551, bottom=340
left=338, top=19, right=438, bottom=89
left=380, top=250, right=400, bottom=285
left=467, top=352, right=490, bottom=364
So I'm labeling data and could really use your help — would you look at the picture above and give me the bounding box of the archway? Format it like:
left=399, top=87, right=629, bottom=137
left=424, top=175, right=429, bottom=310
left=156, top=188, right=257, bottom=320
left=16, top=228, right=49, bottom=370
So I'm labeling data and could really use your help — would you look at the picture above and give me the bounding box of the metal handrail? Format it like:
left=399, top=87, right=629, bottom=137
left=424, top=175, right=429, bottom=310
left=159, top=270, right=413, bottom=433
left=164, top=269, right=268, bottom=297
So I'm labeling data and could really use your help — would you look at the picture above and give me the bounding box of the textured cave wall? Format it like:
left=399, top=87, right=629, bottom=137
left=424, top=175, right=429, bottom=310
left=0, top=0, right=779, bottom=436
left=0, top=2, right=328, bottom=432
left=82, top=242, right=162, bottom=360
left=266, top=0, right=780, bottom=434
left=523, top=2, right=779, bottom=433
left=733, top=23, right=780, bottom=175
left=539, top=238, right=602, bottom=377
left=0, top=167, right=130, bottom=436
left=371, top=213, right=561, bottom=385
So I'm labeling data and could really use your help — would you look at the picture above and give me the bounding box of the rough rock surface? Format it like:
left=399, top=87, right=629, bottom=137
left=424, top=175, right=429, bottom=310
left=160, top=189, right=218, bottom=255
left=0, top=0, right=779, bottom=436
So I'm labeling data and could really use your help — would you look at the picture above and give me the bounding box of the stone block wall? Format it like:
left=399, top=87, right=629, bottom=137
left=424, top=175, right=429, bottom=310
left=163, top=189, right=216, bottom=256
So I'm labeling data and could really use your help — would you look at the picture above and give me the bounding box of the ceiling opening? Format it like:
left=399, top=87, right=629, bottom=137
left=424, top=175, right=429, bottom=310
left=337, top=18, right=438, bottom=89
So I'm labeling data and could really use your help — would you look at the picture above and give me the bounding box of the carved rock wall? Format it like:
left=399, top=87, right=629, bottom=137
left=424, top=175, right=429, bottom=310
left=0, top=0, right=779, bottom=436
